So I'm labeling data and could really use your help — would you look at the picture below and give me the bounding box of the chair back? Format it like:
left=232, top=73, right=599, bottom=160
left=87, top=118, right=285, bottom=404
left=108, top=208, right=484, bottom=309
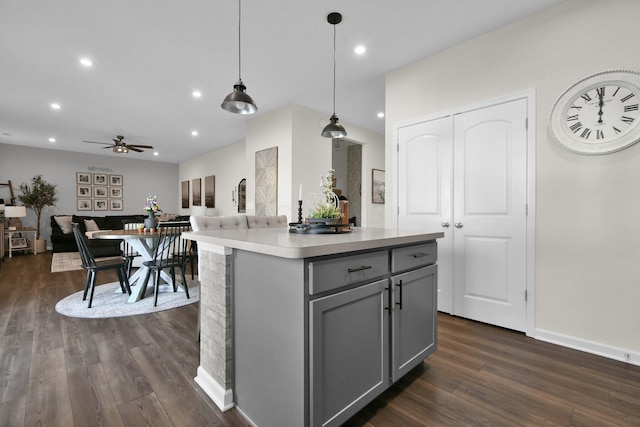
left=121, top=219, right=143, bottom=258
left=152, top=221, right=192, bottom=266
left=72, top=222, right=97, bottom=268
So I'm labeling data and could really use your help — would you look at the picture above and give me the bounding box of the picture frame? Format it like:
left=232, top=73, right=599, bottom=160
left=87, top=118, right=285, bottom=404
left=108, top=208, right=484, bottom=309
left=11, top=237, right=28, bottom=249
left=181, top=180, right=190, bottom=208
left=205, top=175, right=215, bottom=208
left=77, top=172, right=91, bottom=184
left=94, top=199, right=108, bottom=211
left=192, top=178, right=202, bottom=206
left=93, top=173, right=107, bottom=185
left=372, top=169, right=385, bottom=204
left=109, top=187, right=122, bottom=198
left=109, top=174, right=123, bottom=186
left=110, top=199, right=123, bottom=211
left=77, top=185, right=92, bottom=198
left=77, top=199, right=92, bottom=211
left=94, top=186, right=108, bottom=198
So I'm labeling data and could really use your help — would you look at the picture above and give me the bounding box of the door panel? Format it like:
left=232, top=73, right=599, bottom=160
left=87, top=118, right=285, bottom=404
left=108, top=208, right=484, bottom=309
left=453, top=99, right=528, bottom=331
left=398, top=116, right=453, bottom=313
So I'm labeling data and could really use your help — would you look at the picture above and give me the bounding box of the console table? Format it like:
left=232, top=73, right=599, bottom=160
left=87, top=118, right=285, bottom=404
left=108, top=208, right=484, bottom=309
left=7, top=227, right=37, bottom=257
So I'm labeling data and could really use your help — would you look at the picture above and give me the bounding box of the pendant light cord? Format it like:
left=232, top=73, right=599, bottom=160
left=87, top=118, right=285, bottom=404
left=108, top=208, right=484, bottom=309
left=237, top=0, right=242, bottom=81
left=332, top=22, right=336, bottom=115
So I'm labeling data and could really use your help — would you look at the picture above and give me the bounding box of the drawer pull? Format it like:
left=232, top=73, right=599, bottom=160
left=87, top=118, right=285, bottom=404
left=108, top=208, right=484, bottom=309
left=347, top=265, right=373, bottom=273
left=412, top=252, right=430, bottom=258
left=395, top=280, right=403, bottom=310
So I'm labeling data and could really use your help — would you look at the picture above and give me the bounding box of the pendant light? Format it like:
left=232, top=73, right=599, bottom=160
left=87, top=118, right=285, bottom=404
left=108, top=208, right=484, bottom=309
left=221, top=0, right=257, bottom=114
left=321, top=12, right=347, bottom=139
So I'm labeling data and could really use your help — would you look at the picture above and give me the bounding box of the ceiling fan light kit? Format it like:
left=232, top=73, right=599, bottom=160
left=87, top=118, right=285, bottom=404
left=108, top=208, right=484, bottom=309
left=83, top=135, right=153, bottom=154
left=321, top=12, right=347, bottom=139
left=221, top=0, right=257, bottom=115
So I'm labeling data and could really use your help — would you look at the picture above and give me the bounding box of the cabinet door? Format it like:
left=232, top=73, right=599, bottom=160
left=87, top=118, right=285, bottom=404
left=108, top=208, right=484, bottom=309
left=310, top=279, right=390, bottom=427
left=391, top=265, right=437, bottom=382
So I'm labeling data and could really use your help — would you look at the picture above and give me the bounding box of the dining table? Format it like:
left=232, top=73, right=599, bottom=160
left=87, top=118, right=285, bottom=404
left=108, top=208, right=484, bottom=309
left=90, top=228, right=184, bottom=303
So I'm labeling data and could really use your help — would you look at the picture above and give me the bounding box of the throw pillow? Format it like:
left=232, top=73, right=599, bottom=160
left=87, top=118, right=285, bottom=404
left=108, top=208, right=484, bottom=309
left=54, top=215, right=73, bottom=234
left=84, top=219, right=101, bottom=232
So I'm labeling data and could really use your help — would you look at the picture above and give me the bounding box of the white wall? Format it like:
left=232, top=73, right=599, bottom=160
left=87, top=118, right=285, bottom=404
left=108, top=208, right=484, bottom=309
left=0, top=143, right=178, bottom=247
left=179, top=141, right=246, bottom=217
left=386, top=0, right=640, bottom=359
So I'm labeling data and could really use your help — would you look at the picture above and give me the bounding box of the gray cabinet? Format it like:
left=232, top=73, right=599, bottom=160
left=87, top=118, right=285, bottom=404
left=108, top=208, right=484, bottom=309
left=310, top=244, right=438, bottom=427
left=310, top=279, right=390, bottom=427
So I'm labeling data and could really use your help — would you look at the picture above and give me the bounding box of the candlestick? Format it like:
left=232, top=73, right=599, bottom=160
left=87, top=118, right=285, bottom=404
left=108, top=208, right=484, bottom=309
left=297, top=200, right=303, bottom=224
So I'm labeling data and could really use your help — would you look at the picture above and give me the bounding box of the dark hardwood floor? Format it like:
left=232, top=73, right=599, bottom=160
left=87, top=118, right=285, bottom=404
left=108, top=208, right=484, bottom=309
left=1, top=252, right=639, bottom=426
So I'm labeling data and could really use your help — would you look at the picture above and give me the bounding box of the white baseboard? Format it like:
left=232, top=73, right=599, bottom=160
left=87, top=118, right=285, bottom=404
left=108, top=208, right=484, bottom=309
left=194, top=366, right=235, bottom=411
left=534, top=328, right=640, bottom=367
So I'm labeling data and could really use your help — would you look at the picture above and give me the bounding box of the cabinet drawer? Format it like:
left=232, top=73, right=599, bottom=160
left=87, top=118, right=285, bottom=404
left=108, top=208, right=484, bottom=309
left=309, top=250, right=389, bottom=295
left=391, top=242, right=437, bottom=273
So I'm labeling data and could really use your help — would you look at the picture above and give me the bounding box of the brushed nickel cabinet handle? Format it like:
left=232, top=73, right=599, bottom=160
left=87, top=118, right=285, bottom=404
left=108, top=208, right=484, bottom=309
left=348, top=265, right=373, bottom=273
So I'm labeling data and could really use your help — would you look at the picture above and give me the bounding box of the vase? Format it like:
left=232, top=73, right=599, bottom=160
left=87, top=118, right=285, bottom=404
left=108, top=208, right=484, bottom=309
left=144, top=214, right=158, bottom=230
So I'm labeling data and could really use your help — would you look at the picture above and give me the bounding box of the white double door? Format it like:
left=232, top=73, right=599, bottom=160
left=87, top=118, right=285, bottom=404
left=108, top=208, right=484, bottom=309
left=397, top=98, right=529, bottom=332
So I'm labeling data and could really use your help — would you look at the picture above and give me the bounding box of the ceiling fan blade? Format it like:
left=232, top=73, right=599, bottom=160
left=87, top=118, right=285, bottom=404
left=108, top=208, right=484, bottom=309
left=128, top=147, right=144, bottom=153
left=101, top=146, right=114, bottom=149
left=128, top=144, right=154, bottom=149
left=83, top=140, right=112, bottom=145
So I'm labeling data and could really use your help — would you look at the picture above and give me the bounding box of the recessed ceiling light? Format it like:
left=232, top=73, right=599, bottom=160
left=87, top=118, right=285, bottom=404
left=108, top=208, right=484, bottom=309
left=48, top=137, right=56, bottom=142
left=377, top=112, right=385, bottom=118
left=192, top=90, right=202, bottom=98
left=50, top=103, right=61, bottom=110
left=154, top=152, right=159, bottom=156
left=79, top=58, right=93, bottom=67
left=191, top=130, right=199, bottom=136
left=354, top=45, right=367, bottom=55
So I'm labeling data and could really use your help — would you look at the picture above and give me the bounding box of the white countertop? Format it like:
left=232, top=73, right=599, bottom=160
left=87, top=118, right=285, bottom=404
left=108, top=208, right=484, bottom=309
left=183, top=227, right=444, bottom=259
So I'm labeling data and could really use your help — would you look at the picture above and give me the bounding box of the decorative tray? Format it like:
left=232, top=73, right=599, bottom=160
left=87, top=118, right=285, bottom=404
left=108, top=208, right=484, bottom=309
left=288, top=222, right=353, bottom=234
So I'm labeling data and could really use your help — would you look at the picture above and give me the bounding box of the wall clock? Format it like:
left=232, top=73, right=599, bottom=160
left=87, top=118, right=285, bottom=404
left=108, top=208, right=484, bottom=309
left=549, top=69, right=640, bottom=155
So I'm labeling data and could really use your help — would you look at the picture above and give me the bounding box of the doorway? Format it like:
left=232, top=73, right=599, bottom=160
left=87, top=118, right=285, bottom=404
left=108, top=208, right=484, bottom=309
left=332, top=140, right=361, bottom=226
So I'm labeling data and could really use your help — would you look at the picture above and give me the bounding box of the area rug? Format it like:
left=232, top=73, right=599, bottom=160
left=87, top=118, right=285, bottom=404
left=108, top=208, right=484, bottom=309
left=55, top=280, right=199, bottom=319
left=51, top=252, right=83, bottom=272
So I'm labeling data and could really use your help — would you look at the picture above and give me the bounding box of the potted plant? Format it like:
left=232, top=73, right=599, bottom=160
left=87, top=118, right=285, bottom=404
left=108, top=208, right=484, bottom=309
left=17, top=175, right=58, bottom=253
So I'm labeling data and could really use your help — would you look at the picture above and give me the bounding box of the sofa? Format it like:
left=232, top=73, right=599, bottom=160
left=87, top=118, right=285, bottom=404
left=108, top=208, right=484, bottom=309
left=51, top=214, right=190, bottom=257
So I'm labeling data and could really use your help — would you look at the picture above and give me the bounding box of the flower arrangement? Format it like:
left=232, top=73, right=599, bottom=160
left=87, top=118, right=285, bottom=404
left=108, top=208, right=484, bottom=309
left=143, top=194, right=162, bottom=216
left=308, top=169, right=342, bottom=220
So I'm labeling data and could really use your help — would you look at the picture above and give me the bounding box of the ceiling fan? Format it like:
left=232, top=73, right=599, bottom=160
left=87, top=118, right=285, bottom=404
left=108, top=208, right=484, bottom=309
left=83, top=135, right=154, bottom=153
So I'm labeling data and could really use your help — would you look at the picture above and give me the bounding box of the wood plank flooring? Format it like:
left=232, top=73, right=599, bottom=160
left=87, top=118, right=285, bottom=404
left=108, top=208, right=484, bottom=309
left=1, top=252, right=639, bottom=426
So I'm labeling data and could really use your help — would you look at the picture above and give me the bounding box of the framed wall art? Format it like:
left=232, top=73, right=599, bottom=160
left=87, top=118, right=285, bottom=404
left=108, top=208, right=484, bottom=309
left=181, top=180, right=190, bottom=208
left=94, top=186, right=108, bottom=198
left=255, top=146, right=278, bottom=215
left=77, top=199, right=92, bottom=211
left=372, top=169, right=385, bottom=204
left=77, top=185, right=91, bottom=198
left=94, top=199, right=108, bottom=211
left=109, top=174, right=123, bottom=186
left=192, top=178, right=201, bottom=206
left=110, top=199, right=123, bottom=211
left=77, top=172, right=91, bottom=184
left=93, top=173, right=107, bottom=185
left=109, top=187, right=122, bottom=198
left=205, top=175, right=215, bottom=208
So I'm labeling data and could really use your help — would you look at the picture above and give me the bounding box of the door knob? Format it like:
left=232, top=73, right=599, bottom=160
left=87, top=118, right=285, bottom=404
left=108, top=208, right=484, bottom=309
left=441, top=222, right=450, bottom=228
left=454, top=222, right=464, bottom=228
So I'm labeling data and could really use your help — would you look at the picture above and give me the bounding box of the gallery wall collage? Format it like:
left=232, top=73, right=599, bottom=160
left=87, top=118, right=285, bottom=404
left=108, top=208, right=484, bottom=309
left=76, top=172, right=123, bottom=211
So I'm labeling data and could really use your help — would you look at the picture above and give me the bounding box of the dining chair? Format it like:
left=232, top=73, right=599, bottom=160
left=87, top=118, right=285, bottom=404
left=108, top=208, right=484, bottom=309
left=121, top=219, right=143, bottom=276
left=71, top=223, right=132, bottom=308
left=141, top=222, right=191, bottom=306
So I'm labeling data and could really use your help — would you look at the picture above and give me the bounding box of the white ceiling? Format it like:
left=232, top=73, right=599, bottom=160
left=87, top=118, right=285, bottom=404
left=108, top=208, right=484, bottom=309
left=0, top=0, right=565, bottom=163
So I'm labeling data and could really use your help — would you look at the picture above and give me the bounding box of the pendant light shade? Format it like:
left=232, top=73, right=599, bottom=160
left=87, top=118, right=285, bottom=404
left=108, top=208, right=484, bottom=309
left=221, top=0, right=257, bottom=115
left=321, top=12, right=347, bottom=139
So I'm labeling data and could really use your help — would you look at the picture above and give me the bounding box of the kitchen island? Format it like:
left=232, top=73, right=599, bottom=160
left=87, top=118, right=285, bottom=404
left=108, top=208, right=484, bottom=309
left=183, top=227, right=443, bottom=427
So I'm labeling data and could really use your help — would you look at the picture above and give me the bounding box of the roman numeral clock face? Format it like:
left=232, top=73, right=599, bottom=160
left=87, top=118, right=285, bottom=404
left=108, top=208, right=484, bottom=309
left=550, top=70, right=640, bottom=154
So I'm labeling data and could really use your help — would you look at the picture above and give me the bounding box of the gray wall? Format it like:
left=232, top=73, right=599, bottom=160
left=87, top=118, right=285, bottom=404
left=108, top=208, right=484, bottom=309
left=1, top=143, right=178, bottom=248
